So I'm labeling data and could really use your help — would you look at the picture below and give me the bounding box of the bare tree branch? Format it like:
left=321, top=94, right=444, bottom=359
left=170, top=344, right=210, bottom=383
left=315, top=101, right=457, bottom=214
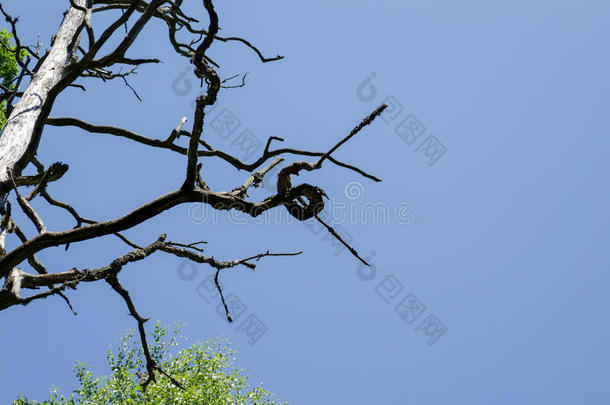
left=45, top=116, right=382, bottom=181
left=0, top=0, right=391, bottom=390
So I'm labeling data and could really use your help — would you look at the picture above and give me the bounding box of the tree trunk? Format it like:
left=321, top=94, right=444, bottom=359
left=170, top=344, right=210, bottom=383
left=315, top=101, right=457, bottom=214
left=0, top=1, right=85, bottom=194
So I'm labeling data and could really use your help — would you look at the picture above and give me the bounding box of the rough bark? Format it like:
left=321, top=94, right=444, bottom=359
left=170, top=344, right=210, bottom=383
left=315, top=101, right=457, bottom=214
left=0, top=0, right=86, bottom=194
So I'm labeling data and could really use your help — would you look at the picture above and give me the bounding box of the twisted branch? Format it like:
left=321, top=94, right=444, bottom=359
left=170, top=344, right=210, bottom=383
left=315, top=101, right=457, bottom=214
left=0, top=0, right=390, bottom=392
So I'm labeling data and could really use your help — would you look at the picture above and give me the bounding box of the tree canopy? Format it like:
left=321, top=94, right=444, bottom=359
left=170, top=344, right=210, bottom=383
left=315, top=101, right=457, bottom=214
left=15, top=324, right=284, bottom=405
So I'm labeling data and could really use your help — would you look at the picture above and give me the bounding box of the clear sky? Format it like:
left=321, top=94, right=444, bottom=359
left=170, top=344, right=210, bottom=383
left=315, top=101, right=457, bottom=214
left=1, top=0, right=609, bottom=404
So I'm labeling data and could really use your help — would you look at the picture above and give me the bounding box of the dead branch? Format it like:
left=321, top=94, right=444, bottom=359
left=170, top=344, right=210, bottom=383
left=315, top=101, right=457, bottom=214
left=0, top=0, right=390, bottom=391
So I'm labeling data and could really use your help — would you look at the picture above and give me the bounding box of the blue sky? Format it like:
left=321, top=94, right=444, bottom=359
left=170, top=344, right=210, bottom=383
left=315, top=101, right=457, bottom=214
left=1, top=0, right=610, bottom=404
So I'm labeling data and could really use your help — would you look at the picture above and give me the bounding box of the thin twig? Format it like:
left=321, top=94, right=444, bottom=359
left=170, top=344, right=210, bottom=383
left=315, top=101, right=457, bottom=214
left=316, top=104, right=387, bottom=168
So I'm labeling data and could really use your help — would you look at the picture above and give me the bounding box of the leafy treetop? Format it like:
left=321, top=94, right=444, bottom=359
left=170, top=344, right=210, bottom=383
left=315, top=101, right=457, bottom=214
left=14, top=324, right=285, bottom=405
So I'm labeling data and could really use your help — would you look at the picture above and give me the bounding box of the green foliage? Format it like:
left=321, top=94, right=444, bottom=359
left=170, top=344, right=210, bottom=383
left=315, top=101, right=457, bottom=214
left=15, top=324, right=286, bottom=405
left=0, top=28, right=27, bottom=129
